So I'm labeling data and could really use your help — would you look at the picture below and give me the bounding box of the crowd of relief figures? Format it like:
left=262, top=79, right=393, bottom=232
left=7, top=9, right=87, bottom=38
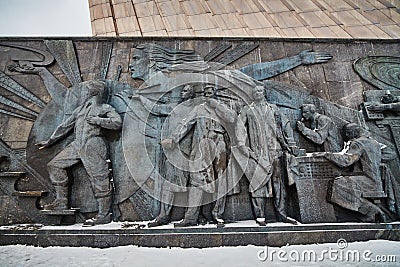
left=0, top=39, right=399, bottom=227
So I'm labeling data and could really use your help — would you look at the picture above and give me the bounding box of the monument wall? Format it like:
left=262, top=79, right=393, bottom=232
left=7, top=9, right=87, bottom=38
left=0, top=38, right=399, bottom=227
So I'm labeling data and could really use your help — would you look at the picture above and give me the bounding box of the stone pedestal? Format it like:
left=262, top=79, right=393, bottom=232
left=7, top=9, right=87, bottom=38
left=1, top=221, right=399, bottom=248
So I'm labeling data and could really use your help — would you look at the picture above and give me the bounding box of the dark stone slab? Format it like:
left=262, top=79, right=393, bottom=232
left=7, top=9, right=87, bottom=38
left=0, top=223, right=399, bottom=248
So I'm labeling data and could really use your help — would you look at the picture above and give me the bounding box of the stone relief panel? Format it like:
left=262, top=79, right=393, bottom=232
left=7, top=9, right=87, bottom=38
left=0, top=39, right=399, bottom=227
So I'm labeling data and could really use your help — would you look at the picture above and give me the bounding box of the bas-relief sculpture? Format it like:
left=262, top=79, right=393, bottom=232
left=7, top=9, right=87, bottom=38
left=0, top=40, right=399, bottom=228
left=297, top=103, right=343, bottom=153
left=324, top=123, right=389, bottom=223
left=170, top=84, right=236, bottom=227
left=235, top=85, right=299, bottom=226
left=354, top=56, right=400, bottom=220
left=37, top=80, right=122, bottom=226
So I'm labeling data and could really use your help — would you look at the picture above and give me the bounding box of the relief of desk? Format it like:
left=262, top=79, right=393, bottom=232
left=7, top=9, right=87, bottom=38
left=293, top=155, right=340, bottom=223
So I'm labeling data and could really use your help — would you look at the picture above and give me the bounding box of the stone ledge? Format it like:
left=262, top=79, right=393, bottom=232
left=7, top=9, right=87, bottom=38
left=0, top=222, right=399, bottom=248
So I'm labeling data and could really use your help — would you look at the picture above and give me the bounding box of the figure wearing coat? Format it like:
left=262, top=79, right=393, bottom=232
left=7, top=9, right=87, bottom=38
left=236, top=101, right=297, bottom=220
left=173, top=97, right=236, bottom=223
left=47, top=100, right=122, bottom=198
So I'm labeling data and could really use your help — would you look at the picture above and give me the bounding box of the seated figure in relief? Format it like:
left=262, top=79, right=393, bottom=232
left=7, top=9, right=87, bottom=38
left=323, top=123, right=390, bottom=223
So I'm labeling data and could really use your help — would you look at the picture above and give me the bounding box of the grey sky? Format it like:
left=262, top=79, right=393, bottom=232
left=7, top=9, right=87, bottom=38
left=0, top=0, right=91, bottom=36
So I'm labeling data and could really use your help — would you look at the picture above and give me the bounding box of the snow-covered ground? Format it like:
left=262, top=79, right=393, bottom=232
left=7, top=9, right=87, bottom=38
left=1, top=221, right=399, bottom=266
left=1, top=240, right=399, bottom=267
